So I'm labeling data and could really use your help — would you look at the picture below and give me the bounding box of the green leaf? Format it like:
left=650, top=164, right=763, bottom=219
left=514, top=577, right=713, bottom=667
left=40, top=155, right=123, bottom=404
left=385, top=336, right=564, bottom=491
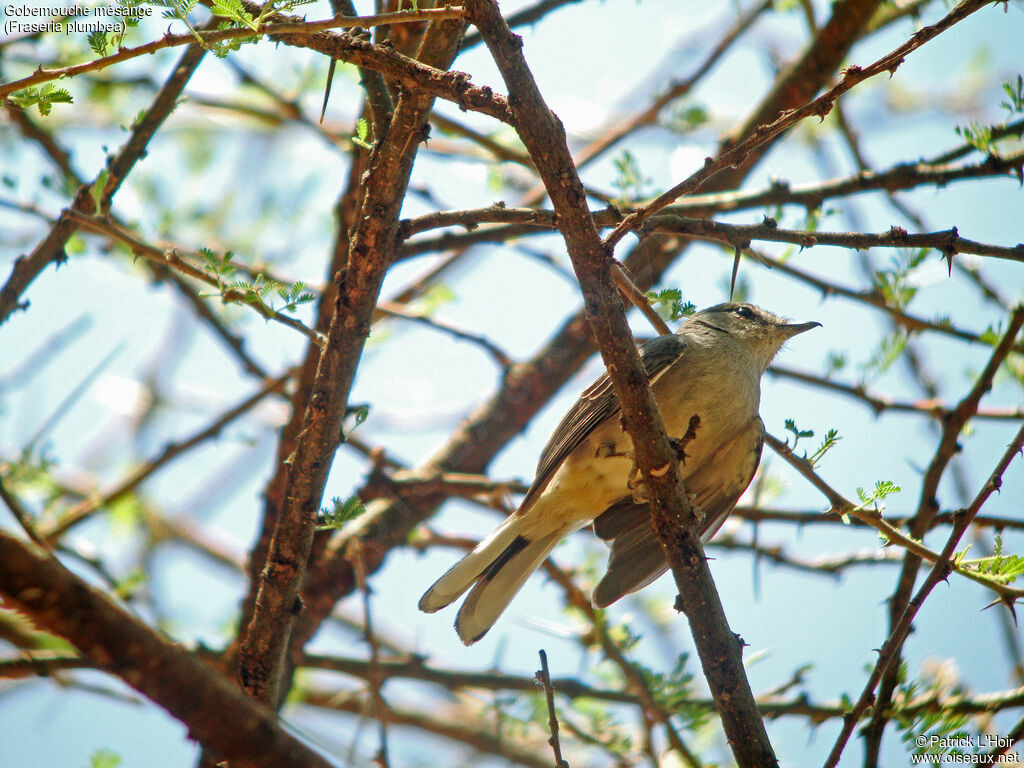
left=872, top=249, right=927, bottom=310
left=152, top=0, right=206, bottom=43
left=860, top=330, right=907, bottom=384
left=411, top=283, right=455, bottom=315
left=316, top=495, right=367, bottom=530
left=784, top=418, right=814, bottom=452
left=955, top=121, right=994, bottom=154
left=277, top=280, right=317, bottom=312
left=896, top=661, right=973, bottom=759
left=667, top=103, right=709, bottom=134
left=341, top=403, right=369, bottom=440
left=824, top=350, right=847, bottom=377
left=9, top=84, right=74, bottom=117
left=115, top=0, right=147, bottom=28
left=854, top=480, right=901, bottom=512
left=633, top=654, right=709, bottom=730
left=611, top=150, right=648, bottom=204
left=211, top=0, right=257, bottom=29
left=1001, top=74, right=1024, bottom=114
left=109, top=492, right=144, bottom=537
left=88, top=749, right=122, bottom=768
left=112, top=568, right=148, bottom=600
left=88, top=30, right=109, bottom=57
left=962, top=536, right=1024, bottom=584
left=980, top=323, right=1002, bottom=345
left=645, top=287, right=694, bottom=322
left=123, top=109, right=148, bottom=132
left=807, top=428, right=841, bottom=469
left=91, top=169, right=110, bottom=214
left=353, top=117, right=373, bottom=149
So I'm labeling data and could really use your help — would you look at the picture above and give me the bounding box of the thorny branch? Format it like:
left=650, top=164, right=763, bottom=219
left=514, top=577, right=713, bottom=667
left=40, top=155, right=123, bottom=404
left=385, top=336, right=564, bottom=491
left=0, top=532, right=335, bottom=768
left=0, top=8, right=467, bottom=99
left=464, top=2, right=776, bottom=765
left=1, top=42, right=209, bottom=326
left=824, top=420, right=1024, bottom=768
left=602, top=0, right=1001, bottom=248
left=2, top=0, right=1022, bottom=766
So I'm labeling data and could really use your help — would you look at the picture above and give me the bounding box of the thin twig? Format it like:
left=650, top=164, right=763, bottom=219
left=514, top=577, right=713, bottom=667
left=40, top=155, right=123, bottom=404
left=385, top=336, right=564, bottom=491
left=1, top=42, right=208, bottom=326
left=0, top=8, right=466, bottom=99
left=769, top=364, right=1024, bottom=422
left=67, top=212, right=326, bottom=348
left=647, top=215, right=1024, bottom=264
left=0, top=476, right=49, bottom=549
left=40, top=370, right=293, bottom=541
left=603, top=0, right=999, bottom=249
left=536, top=650, right=570, bottom=768
left=13, top=647, right=1024, bottom=725
left=397, top=148, right=1024, bottom=243
left=765, top=432, right=1024, bottom=604
left=377, top=300, right=513, bottom=369
left=349, top=541, right=390, bottom=768
left=746, top=246, right=1024, bottom=353
left=823, top=421, right=1024, bottom=768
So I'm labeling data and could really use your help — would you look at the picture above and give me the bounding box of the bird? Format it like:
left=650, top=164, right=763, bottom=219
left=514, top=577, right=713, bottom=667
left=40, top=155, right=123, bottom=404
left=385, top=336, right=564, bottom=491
left=419, top=302, right=820, bottom=645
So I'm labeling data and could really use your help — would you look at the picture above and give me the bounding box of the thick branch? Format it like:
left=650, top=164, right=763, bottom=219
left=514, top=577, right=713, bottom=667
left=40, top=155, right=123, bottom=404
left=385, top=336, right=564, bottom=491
left=464, top=1, right=776, bottom=765
left=236, top=14, right=469, bottom=707
left=0, top=532, right=334, bottom=768
left=295, top=0, right=890, bottom=682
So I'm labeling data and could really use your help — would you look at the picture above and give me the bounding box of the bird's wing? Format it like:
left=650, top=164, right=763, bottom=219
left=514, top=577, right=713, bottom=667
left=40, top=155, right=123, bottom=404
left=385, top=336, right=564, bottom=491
left=520, top=333, right=689, bottom=511
left=590, top=416, right=765, bottom=608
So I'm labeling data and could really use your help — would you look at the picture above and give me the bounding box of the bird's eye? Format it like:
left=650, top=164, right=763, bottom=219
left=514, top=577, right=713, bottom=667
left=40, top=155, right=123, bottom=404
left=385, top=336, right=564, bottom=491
left=734, top=306, right=753, bottom=319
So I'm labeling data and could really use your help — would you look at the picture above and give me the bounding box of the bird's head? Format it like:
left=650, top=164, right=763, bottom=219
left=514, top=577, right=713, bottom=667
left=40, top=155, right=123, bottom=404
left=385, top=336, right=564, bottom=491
left=684, top=302, right=821, bottom=371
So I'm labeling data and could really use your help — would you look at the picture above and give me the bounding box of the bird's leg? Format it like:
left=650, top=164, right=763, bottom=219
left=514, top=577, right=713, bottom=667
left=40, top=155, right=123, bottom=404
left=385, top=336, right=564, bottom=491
left=668, top=414, right=702, bottom=466
left=627, top=470, right=649, bottom=504
left=626, top=415, right=702, bottom=504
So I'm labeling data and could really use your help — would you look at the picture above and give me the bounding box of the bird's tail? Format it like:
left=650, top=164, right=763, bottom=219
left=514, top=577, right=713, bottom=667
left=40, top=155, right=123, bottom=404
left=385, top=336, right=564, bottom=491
left=419, top=515, right=562, bottom=645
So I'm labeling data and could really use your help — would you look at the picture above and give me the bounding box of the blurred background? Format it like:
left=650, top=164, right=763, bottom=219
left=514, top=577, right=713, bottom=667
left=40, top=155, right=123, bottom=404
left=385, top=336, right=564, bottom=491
left=2, top=0, right=1024, bottom=765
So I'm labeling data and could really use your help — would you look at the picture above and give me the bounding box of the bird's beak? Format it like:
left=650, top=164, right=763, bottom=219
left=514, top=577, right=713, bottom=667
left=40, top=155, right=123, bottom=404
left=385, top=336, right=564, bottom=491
left=781, top=320, right=822, bottom=338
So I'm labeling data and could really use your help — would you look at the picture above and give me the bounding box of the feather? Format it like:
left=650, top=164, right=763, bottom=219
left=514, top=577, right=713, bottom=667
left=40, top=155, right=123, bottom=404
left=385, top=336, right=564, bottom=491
left=520, top=334, right=688, bottom=512
left=418, top=514, right=522, bottom=613
left=591, top=416, right=765, bottom=608
left=454, top=529, right=563, bottom=645
left=592, top=511, right=666, bottom=609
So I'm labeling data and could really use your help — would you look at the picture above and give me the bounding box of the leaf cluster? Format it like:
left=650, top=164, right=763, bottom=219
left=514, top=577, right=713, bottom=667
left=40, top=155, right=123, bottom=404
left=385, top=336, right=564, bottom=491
left=958, top=534, right=1024, bottom=586
left=9, top=85, right=74, bottom=117
left=895, top=662, right=972, bottom=759
left=200, top=248, right=316, bottom=314
left=316, top=495, right=366, bottom=531
left=854, top=480, right=902, bottom=513
left=783, top=419, right=841, bottom=468
left=637, top=654, right=709, bottom=730
left=860, top=330, right=907, bottom=385
left=645, top=288, right=695, bottom=322
left=612, top=150, right=649, bottom=205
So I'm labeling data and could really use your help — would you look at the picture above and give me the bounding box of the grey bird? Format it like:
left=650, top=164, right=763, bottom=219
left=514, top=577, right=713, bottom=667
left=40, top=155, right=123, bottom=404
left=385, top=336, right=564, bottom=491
left=419, top=302, right=820, bottom=644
